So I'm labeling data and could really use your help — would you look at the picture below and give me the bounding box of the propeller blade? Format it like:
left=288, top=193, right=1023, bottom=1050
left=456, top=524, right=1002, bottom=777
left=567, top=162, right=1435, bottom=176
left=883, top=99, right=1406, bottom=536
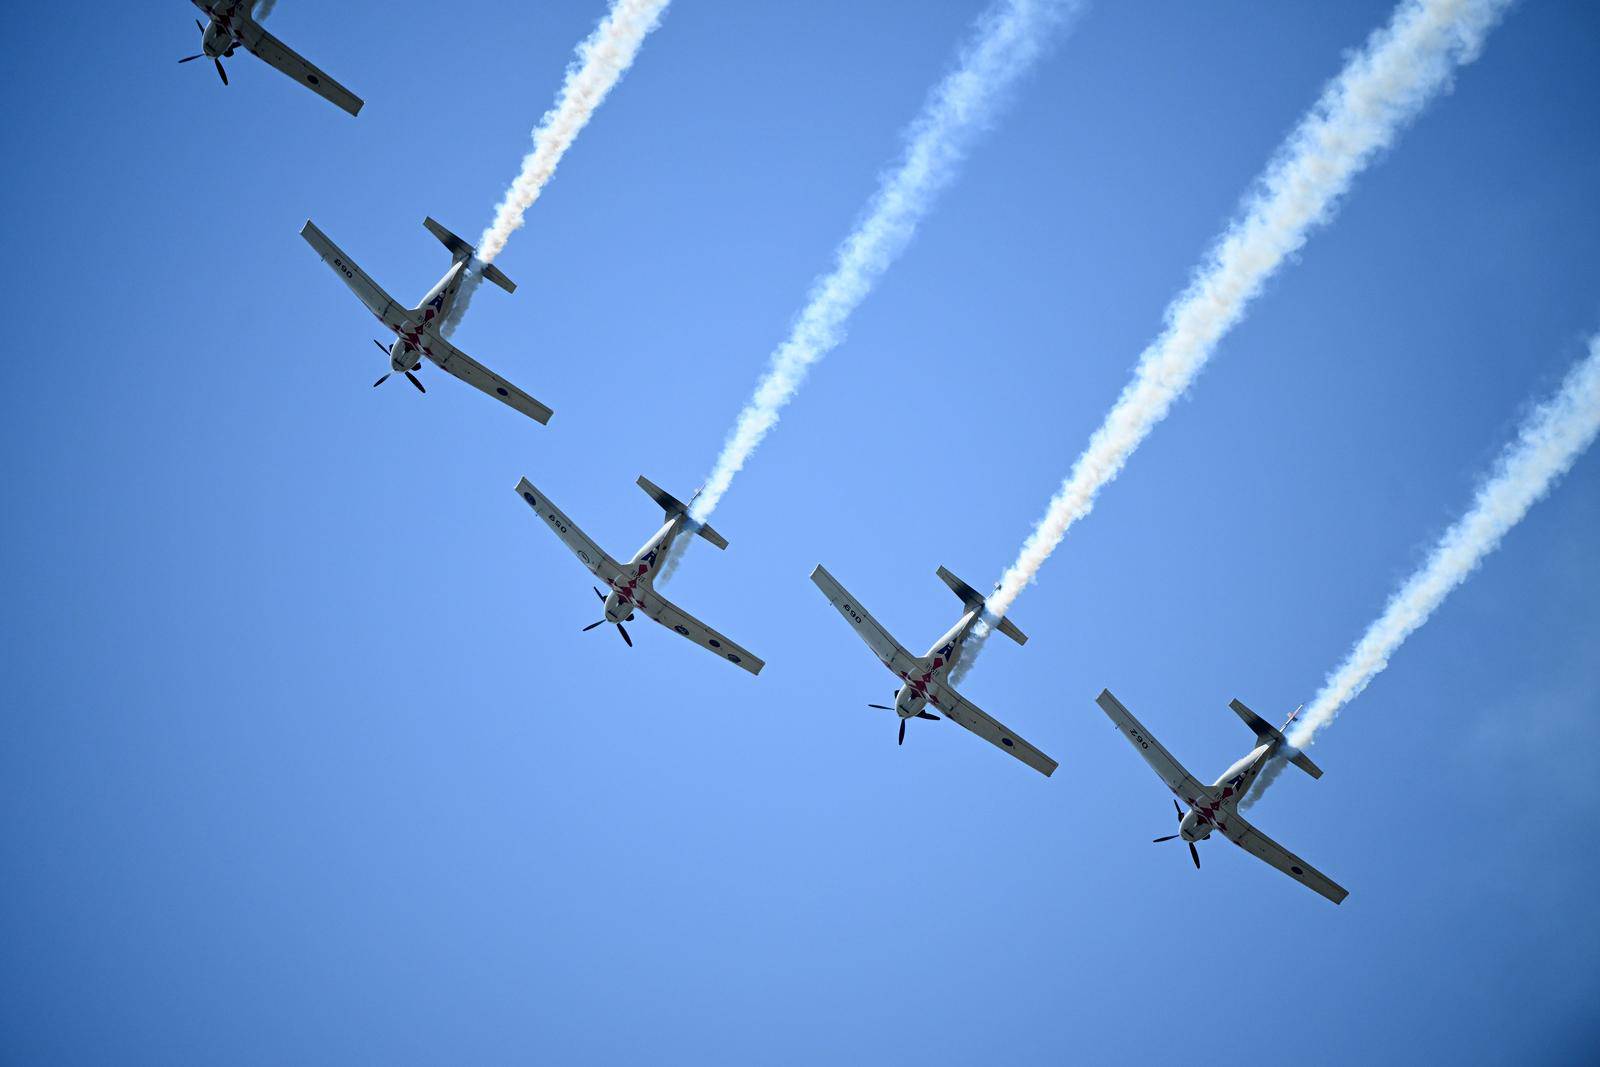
left=1153, top=834, right=1181, bottom=843
left=617, top=623, right=633, bottom=648
left=404, top=369, right=426, bottom=394
left=373, top=339, right=390, bottom=355
left=196, top=18, right=205, bottom=31
left=916, top=711, right=939, bottom=721
left=372, top=373, right=390, bottom=388
left=179, top=54, right=205, bottom=63
left=213, top=57, right=228, bottom=86
left=581, top=621, right=605, bottom=632
left=592, top=587, right=606, bottom=602
left=1173, top=799, right=1184, bottom=821
left=867, top=704, right=894, bottom=711
left=1188, top=842, right=1201, bottom=869
left=897, top=718, right=906, bottom=746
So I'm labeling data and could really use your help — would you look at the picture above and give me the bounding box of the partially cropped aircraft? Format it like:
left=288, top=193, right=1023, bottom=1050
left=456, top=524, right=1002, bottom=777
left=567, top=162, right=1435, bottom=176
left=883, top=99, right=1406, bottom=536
left=810, top=565, right=1056, bottom=776
left=301, top=217, right=553, bottom=424
left=1094, top=689, right=1348, bottom=904
left=182, top=1, right=363, bottom=116
left=514, top=476, right=764, bottom=675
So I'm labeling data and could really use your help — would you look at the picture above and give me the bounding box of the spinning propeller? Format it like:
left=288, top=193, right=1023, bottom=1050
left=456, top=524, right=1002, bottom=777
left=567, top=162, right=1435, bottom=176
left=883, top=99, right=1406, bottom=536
left=866, top=693, right=939, bottom=746
left=179, top=20, right=229, bottom=85
left=582, top=586, right=633, bottom=647
left=1152, top=799, right=1201, bottom=868
left=371, top=340, right=425, bottom=393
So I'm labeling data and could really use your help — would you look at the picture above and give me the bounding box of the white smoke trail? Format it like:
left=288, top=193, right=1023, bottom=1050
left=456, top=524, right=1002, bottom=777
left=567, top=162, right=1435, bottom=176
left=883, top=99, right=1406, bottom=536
left=953, top=0, right=1509, bottom=681
left=1245, top=333, right=1600, bottom=804
left=443, top=0, right=670, bottom=334
left=658, top=0, right=1079, bottom=581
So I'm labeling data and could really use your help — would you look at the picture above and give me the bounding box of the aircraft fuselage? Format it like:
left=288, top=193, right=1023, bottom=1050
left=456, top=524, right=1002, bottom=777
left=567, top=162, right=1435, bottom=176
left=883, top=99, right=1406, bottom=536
left=601, top=517, right=686, bottom=623
left=1179, top=743, right=1275, bottom=842
left=891, top=609, right=981, bottom=720
left=380, top=260, right=466, bottom=372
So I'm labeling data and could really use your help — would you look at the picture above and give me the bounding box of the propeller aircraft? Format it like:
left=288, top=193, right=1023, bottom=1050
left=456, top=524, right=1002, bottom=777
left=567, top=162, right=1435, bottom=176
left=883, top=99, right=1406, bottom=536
left=810, top=564, right=1056, bottom=775
left=1094, top=689, right=1348, bottom=904
left=514, top=476, right=764, bottom=675
left=300, top=217, right=554, bottom=424
left=182, top=1, right=363, bottom=116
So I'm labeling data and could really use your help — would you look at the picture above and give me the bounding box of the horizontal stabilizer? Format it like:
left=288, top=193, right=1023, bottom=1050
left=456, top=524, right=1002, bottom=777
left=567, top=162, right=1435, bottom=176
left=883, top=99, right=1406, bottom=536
left=1229, top=698, right=1322, bottom=779
left=637, top=476, right=726, bottom=550
left=423, top=217, right=515, bottom=294
left=936, top=566, right=1026, bottom=645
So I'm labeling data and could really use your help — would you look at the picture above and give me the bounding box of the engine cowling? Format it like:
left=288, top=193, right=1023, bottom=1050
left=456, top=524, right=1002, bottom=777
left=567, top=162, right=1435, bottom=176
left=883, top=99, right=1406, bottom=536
left=895, top=688, right=928, bottom=719
left=203, top=22, right=233, bottom=58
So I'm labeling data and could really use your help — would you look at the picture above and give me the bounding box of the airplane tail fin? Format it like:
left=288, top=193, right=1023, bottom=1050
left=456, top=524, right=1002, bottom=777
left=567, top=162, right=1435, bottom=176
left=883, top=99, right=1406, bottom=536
left=423, top=217, right=516, bottom=295
left=1229, top=698, right=1322, bottom=779
left=637, top=476, right=727, bottom=550
left=936, top=566, right=1026, bottom=645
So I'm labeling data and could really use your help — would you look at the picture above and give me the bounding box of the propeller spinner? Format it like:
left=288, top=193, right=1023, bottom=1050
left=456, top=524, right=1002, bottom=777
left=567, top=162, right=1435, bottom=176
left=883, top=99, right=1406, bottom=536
left=371, top=341, right=425, bottom=392
left=1152, top=799, right=1200, bottom=868
left=582, top=586, right=632, bottom=647
left=179, top=21, right=229, bottom=85
left=867, top=693, right=938, bottom=746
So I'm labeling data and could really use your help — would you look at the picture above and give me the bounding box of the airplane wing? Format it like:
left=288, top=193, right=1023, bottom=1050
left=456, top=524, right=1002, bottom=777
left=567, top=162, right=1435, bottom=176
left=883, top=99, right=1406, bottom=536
left=932, top=686, right=1057, bottom=777
left=809, top=565, right=923, bottom=678
left=514, top=477, right=623, bottom=586
left=1217, top=811, right=1349, bottom=905
left=233, top=17, right=364, bottom=116
left=425, top=336, right=554, bottom=425
left=1094, top=689, right=1215, bottom=808
left=634, top=590, right=764, bottom=676
left=299, top=221, right=409, bottom=332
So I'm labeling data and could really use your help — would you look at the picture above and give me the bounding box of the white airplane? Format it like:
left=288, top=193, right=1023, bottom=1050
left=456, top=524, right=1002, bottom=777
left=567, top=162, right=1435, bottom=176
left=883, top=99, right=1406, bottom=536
left=1094, top=689, right=1348, bottom=904
left=300, top=217, right=554, bottom=425
left=182, top=1, right=363, bottom=116
left=810, top=565, right=1056, bottom=776
left=514, top=476, right=764, bottom=675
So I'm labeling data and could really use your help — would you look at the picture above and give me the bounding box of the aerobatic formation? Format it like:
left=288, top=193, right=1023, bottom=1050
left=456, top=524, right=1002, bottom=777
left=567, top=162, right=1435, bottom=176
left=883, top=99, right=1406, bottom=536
left=190, top=0, right=1600, bottom=907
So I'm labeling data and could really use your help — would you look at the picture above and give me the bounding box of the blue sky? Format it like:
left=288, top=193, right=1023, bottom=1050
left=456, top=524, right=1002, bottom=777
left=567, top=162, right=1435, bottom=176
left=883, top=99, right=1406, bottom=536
left=3, top=2, right=1599, bottom=1063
